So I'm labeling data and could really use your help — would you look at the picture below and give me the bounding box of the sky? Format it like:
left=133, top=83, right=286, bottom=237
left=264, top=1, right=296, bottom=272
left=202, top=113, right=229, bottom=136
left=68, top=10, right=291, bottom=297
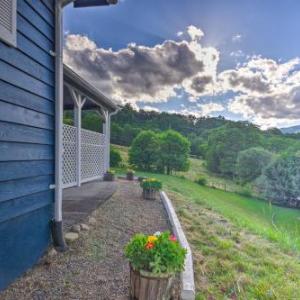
left=63, top=0, right=300, bottom=129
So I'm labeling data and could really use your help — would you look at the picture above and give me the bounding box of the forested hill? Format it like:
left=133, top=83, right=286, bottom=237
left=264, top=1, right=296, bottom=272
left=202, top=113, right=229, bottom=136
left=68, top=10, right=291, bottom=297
left=111, top=104, right=233, bottom=148
left=110, top=104, right=299, bottom=156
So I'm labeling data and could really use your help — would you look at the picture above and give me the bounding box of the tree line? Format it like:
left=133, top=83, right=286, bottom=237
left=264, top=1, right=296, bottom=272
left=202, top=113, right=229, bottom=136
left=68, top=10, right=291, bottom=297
left=64, top=104, right=300, bottom=208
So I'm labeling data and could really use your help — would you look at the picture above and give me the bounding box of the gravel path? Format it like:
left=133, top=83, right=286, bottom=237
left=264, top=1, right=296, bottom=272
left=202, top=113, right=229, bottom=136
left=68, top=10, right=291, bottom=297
left=0, top=180, right=170, bottom=300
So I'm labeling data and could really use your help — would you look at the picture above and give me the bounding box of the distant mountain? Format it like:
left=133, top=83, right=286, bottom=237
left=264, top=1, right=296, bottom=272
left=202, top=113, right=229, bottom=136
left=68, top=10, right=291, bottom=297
left=281, top=125, right=300, bottom=134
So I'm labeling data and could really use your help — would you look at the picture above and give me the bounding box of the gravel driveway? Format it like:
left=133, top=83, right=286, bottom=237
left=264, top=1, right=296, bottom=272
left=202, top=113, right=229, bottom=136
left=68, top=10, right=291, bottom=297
left=0, top=179, right=170, bottom=300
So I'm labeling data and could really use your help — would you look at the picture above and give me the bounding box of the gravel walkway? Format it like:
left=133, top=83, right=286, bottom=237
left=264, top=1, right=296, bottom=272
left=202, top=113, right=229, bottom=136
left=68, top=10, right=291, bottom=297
left=0, top=180, right=170, bottom=300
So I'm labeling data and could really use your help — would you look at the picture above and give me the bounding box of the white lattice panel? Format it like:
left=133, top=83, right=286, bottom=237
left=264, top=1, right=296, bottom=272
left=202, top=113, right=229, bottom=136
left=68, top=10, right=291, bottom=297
left=81, top=128, right=105, bottom=180
left=63, top=124, right=77, bottom=186
left=81, top=128, right=105, bottom=145
left=62, top=125, right=106, bottom=187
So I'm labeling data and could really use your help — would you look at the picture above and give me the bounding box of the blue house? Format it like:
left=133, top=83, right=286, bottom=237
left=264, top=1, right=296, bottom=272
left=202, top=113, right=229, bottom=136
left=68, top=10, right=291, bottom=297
left=0, top=0, right=118, bottom=290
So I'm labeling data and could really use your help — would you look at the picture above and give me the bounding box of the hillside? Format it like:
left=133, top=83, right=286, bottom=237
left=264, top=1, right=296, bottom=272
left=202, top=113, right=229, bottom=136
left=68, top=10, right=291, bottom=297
left=112, top=149, right=300, bottom=299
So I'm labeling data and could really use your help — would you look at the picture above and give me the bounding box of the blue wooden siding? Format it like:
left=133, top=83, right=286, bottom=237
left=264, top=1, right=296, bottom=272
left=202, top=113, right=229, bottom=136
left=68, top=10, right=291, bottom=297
left=0, top=0, right=55, bottom=290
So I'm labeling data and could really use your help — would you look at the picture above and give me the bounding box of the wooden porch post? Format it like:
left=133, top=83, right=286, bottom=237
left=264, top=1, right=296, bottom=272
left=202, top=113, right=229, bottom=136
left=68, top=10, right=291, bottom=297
left=101, top=109, right=110, bottom=172
left=69, top=86, right=86, bottom=187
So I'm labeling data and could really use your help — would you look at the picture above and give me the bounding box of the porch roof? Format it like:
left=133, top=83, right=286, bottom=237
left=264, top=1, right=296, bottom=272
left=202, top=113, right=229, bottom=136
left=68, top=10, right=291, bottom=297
left=63, top=64, right=119, bottom=112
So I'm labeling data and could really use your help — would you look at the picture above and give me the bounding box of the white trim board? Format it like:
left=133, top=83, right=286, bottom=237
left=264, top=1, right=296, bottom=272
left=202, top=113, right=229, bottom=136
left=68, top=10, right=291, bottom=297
left=160, top=191, right=195, bottom=300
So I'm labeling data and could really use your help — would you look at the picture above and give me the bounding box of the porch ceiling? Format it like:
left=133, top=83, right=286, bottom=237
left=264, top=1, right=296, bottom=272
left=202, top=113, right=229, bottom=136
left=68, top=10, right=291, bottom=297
left=63, top=64, right=119, bottom=112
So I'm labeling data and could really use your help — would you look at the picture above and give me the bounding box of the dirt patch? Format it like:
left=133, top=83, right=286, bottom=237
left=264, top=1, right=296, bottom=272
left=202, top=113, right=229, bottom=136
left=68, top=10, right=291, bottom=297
left=0, top=180, right=170, bottom=300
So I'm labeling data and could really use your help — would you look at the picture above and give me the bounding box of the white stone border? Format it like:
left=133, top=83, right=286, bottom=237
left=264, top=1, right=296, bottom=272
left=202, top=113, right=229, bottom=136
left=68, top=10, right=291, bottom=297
left=160, top=191, right=195, bottom=300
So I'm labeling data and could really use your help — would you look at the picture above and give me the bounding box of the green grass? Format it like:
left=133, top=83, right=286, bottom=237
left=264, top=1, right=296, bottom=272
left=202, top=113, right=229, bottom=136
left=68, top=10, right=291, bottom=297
left=138, top=171, right=300, bottom=252
left=177, top=157, right=251, bottom=194
left=113, top=145, right=300, bottom=298
left=113, top=145, right=300, bottom=251
left=170, top=191, right=300, bottom=299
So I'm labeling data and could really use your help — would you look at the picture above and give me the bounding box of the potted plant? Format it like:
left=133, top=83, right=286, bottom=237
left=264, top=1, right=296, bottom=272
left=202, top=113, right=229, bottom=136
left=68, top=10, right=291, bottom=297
left=125, top=231, right=186, bottom=300
left=104, top=169, right=115, bottom=181
left=141, top=178, right=162, bottom=200
left=127, top=169, right=135, bottom=181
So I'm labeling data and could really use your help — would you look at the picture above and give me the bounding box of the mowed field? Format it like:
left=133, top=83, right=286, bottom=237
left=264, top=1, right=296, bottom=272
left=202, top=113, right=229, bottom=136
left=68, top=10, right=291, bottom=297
left=112, top=145, right=300, bottom=299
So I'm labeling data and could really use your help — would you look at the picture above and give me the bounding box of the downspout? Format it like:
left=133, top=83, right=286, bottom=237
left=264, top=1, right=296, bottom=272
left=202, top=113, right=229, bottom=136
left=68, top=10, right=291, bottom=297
left=51, top=0, right=68, bottom=252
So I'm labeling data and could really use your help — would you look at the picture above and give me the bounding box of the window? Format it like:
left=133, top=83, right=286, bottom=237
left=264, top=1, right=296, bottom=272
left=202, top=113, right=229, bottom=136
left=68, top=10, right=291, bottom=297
left=0, top=0, right=17, bottom=47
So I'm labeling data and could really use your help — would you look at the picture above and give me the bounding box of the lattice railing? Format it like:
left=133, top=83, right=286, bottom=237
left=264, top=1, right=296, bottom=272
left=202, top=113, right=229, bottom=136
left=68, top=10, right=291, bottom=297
left=62, top=124, right=106, bottom=188
left=63, top=124, right=77, bottom=187
left=81, top=128, right=106, bottom=181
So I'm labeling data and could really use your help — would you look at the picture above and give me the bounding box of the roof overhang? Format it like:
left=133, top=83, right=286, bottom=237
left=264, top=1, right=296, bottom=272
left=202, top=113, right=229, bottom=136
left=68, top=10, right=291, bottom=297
left=63, top=64, right=119, bottom=112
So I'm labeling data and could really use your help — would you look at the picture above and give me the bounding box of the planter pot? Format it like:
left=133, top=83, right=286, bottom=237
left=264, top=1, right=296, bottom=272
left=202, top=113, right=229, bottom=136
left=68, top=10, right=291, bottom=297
left=130, top=265, right=174, bottom=300
left=104, top=173, right=115, bottom=181
left=142, top=188, right=158, bottom=200
left=138, top=176, right=146, bottom=182
left=127, top=173, right=134, bottom=181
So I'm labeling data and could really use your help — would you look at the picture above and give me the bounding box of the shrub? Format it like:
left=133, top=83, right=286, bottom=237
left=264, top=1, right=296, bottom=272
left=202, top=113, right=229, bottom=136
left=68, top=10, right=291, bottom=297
left=110, top=147, right=122, bottom=167
left=107, top=169, right=115, bottom=175
left=125, top=231, right=186, bottom=274
left=195, top=176, right=207, bottom=186
left=140, top=178, right=162, bottom=191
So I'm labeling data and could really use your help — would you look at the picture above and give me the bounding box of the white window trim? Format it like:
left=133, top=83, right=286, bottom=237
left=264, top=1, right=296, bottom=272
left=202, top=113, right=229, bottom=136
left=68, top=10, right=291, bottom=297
left=0, top=0, right=17, bottom=47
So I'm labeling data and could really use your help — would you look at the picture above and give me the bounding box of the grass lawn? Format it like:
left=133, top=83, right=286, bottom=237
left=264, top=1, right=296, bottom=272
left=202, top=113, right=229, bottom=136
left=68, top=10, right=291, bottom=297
left=113, top=145, right=300, bottom=298
left=130, top=171, right=300, bottom=252
left=170, top=190, right=300, bottom=299
left=115, top=170, right=300, bottom=299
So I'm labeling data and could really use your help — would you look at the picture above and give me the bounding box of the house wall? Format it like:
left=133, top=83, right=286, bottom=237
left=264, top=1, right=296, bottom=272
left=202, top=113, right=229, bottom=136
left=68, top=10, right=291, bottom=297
left=0, top=0, right=55, bottom=290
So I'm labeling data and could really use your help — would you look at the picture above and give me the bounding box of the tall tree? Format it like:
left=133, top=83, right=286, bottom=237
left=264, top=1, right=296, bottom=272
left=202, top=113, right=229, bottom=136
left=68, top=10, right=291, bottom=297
left=206, top=123, right=262, bottom=177
left=159, top=130, right=190, bottom=175
left=129, top=130, right=160, bottom=171
left=256, top=154, right=300, bottom=207
left=236, top=147, right=274, bottom=183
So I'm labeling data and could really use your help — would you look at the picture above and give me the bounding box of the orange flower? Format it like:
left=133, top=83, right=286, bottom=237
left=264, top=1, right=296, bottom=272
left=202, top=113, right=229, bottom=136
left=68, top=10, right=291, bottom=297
left=145, top=242, right=154, bottom=250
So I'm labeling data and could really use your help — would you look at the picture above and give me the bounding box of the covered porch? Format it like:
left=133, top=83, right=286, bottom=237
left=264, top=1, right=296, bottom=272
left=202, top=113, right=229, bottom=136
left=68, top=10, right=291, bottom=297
left=62, top=65, right=119, bottom=189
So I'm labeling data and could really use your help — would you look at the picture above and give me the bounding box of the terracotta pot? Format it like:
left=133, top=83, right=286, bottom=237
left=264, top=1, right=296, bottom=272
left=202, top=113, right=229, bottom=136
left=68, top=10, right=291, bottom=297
left=142, top=188, right=157, bottom=200
left=104, top=173, right=115, bottom=181
left=130, top=265, right=174, bottom=300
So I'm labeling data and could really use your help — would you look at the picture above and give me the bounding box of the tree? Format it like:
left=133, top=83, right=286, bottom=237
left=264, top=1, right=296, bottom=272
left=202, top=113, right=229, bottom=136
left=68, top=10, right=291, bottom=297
left=110, top=147, right=122, bottom=167
left=236, top=147, right=273, bottom=183
left=129, top=130, right=160, bottom=171
left=256, top=154, right=300, bottom=207
left=159, top=130, right=190, bottom=175
left=82, top=111, right=102, bottom=132
left=206, top=124, right=262, bottom=177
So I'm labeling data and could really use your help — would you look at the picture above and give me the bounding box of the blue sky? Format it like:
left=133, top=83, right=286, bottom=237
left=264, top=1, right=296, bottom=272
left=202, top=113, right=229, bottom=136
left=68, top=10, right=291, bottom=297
left=64, top=0, right=300, bottom=128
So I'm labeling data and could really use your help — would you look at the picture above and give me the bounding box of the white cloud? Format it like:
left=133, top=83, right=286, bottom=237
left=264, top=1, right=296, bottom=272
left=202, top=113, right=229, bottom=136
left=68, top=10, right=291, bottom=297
left=64, top=26, right=300, bottom=128
left=230, top=50, right=245, bottom=58
left=232, top=34, right=242, bottom=43
left=223, top=56, right=300, bottom=127
left=187, top=25, right=204, bottom=41
left=64, top=25, right=219, bottom=105
left=197, top=102, right=225, bottom=115
left=142, top=106, right=160, bottom=112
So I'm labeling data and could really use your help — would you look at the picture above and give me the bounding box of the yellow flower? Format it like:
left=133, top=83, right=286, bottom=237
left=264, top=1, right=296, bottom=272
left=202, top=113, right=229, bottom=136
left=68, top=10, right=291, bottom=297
left=147, top=235, right=158, bottom=243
